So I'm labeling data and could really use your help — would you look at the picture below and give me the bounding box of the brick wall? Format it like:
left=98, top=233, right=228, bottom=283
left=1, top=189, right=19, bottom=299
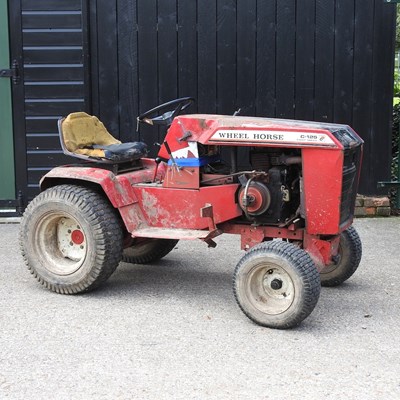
left=355, top=195, right=391, bottom=217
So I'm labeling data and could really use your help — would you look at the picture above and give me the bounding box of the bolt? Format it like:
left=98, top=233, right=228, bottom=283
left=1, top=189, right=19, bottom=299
left=77, top=225, right=80, bottom=229
left=270, top=279, right=283, bottom=290
left=70, top=242, right=73, bottom=246
left=80, top=245, right=84, bottom=249
left=68, top=229, right=71, bottom=234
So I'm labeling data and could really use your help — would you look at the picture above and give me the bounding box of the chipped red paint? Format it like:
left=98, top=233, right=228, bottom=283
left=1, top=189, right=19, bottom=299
left=220, top=222, right=341, bottom=272
left=163, top=166, right=201, bottom=189
left=158, top=115, right=343, bottom=161
left=303, top=234, right=341, bottom=271
left=40, top=158, right=163, bottom=208
left=118, top=203, right=148, bottom=233
left=157, top=115, right=357, bottom=237
left=302, top=148, right=344, bottom=235
left=221, top=223, right=304, bottom=250
left=132, top=184, right=242, bottom=229
left=41, top=166, right=137, bottom=207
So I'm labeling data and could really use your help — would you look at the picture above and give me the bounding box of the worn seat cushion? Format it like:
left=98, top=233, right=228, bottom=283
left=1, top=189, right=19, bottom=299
left=92, top=142, right=148, bottom=162
left=62, top=112, right=147, bottom=161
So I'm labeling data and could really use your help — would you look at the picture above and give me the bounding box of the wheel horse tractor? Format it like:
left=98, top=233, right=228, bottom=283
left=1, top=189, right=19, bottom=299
left=20, top=97, right=363, bottom=329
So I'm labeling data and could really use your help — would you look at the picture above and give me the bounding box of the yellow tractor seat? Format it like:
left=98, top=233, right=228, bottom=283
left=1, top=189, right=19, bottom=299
left=58, top=112, right=148, bottom=163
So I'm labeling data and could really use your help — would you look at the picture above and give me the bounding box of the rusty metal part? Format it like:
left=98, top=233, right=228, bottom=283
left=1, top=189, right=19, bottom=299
left=200, top=170, right=267, bottom=185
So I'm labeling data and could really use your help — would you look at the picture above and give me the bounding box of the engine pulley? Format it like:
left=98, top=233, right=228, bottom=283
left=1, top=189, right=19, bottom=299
left=239, top=181, right=271, bottom=216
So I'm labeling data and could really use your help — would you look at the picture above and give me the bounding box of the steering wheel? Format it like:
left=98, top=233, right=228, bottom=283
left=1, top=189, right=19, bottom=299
left=137, top=97, right=195, bottom=127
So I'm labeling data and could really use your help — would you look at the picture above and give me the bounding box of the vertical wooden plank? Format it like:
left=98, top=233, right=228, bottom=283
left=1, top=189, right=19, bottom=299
left=216, top=0, right=236, bottom=114
left=96, top=0, right=119, bottom=135
left=352, top=0, right=374, bottom=193
left=256, top=0, right=276, bottom=117
left=198, top=0, right=217, bottom=113
left=236, top=0, right=256, bottom=167
left=137, top=0, right=158, bottom=146
left=314, top=0, right=334, bottom=122
left=276, top=0, right=295, bottom=119
left=158, top=0, right=178, bottom=104
left=89, top=0, right=99, bottom=117
left=117, top=0, right=140, bottom=142
left=370, top=0, right=396, bottom=194
left=177, top=0, right=197, bottom=108
left=333, top=0, right=355, bottom=124
left=295, top=0, right=315, bottom=120
left=237, top=0, right=256, bottom=116
left=82, top=0, right=91, bottom=114
left=157, top=0, right=178, bottom=144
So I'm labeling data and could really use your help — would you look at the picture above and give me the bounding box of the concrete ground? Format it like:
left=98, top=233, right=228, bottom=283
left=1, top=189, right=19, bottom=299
left=0, top=218, right=399, bottom=400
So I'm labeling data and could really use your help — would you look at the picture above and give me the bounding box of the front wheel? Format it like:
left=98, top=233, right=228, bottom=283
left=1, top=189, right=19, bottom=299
left=320, top=226, right=362, bottom=287
left=233, top=241, right=321, bottom=329
left=20, top=185, right=123, bottom=294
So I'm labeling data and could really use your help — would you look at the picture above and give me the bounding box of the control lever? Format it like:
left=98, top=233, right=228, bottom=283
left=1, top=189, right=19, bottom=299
left=163, top=141, right=180, bottom=171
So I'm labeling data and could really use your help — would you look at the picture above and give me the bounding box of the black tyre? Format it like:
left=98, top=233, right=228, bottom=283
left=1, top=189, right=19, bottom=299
left=20, top=184, right=123, bottom=294
left=320, top=226, right=362, bottom=287
left=233, top=241, right=321, bottom=329
left=122, top=239, right=178, bottom=264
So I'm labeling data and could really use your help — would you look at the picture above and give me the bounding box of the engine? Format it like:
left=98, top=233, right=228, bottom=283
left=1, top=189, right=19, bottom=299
left=237, top=148, right=302, bottom=225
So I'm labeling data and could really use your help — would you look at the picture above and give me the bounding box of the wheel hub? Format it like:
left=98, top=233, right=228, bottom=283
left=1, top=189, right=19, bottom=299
left=34, top=212, right=88, bottom=276
left=71, top=229, right=84, bottom=245
left=270, top=278, right=283, bottom=290
left=57, top=218, right=86, bottom=262
left=246, top=265, right=295, bottom=314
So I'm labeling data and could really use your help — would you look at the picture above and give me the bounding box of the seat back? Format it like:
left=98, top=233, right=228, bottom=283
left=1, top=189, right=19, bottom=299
left=60, top=112, right=121, bottom=159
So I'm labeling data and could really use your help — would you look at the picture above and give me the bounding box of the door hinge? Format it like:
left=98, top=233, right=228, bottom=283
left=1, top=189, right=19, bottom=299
left=0, top=60, right=20, bottom=84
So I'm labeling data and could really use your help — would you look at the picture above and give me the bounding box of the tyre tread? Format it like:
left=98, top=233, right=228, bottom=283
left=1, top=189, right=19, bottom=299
left=122, top=239, right=178, bottom=264
left=233, top=240, right=321, bottom=329
left=321, top=226, right=362, bottom=287
left=20, top=184, right=123, bottom=294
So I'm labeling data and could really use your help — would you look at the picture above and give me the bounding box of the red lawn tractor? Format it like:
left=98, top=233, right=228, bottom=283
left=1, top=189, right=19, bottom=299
left=20, top=98, right=363, bottom=329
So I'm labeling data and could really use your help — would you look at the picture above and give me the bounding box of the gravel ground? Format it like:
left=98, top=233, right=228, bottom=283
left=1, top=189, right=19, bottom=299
left=0, top=218, right=399, bottom=399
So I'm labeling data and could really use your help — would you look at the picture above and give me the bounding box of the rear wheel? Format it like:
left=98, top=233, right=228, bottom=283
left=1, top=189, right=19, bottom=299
left=233, top=241, right=321, bottom=329
left=320, top=226, right=362, bottom=287
left=20, top=185, right=123, bottom=294
left=122, top=239, right=178, bottom=264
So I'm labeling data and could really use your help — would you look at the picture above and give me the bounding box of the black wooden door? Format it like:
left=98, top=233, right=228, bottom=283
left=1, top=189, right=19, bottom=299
left=8, top=0, right=397, bottom=203
left=95, top=0, right=396, bottom=195
left=9, top=0, right=90, bottom=205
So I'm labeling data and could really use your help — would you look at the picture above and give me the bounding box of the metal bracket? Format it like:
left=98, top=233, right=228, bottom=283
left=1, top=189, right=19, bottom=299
left=200, top=203, right=217, bottom=231
left=0, top=60, right=20, bottom=84
left=0, top=69, right=13, bottom=77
